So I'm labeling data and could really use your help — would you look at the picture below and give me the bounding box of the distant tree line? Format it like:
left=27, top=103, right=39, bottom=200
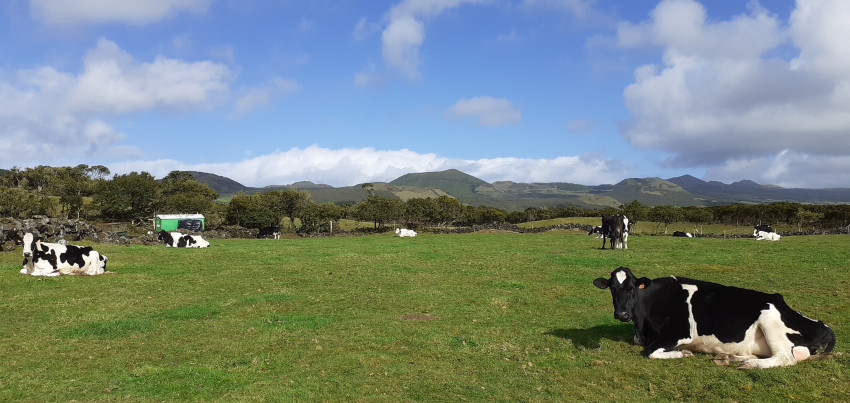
left=3, top=165, right=850, bottom=234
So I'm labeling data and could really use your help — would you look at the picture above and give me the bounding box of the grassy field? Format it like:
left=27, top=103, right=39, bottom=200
left=1, top=230, right=848, bottom=401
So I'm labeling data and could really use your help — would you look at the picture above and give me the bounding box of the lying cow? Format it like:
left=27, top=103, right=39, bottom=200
left=395, top=228, right=417, bottom=237
left=593, top=266, right=835, bottom=369
left=158, top=230, right=210, bottom=248
left=754, top=229, right=781, bottom=241
left=588, top=226, right=604, bottom=238
left=672, top=231, right=693, bottom=238
left=258, top=226, right=281, bottom=240
left=20, top=233, right=109, bottom=276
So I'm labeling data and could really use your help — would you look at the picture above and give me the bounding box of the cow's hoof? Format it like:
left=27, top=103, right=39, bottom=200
left=736, top=362, right=756, bottom=370
left=713, top=354, right=731, bottom=366
left=681, top=350, right=694, bottom=358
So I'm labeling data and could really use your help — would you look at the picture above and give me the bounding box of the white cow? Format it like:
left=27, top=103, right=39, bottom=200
left=754, top=229, right=781, bottom=241
left=20, top=233, right=109, bottom=276
left=395, top=228, right=417, bottom=237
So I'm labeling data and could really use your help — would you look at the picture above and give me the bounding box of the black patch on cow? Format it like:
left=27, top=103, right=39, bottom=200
left=59, top=245, right=93, bottom=269
left=176, top=235, right=196, bottom=247
left=684, top=279, right=771, bottom=343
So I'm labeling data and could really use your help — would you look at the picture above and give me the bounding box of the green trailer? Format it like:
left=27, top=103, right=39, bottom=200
left=155, top=214, right=205, bottom=232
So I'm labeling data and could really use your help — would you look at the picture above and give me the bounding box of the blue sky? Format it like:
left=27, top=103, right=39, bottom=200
left=3, top=0, right=849, bottom=189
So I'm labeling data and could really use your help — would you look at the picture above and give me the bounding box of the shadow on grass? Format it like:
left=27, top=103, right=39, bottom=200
left=545, top=324, right=634, bottom=350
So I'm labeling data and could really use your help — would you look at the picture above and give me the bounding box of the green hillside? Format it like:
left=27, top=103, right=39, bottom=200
left=193, top=169, right=850, bottom=211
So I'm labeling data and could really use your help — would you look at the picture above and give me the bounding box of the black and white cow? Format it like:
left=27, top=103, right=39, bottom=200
left=588, top=226, right=604, bottom=238
left=672, top=231, right=693, bottom=238
left=158, top=230, right=210, bottom=248
left=258, top=226, right=281, bottom=239
left=593, top=266, right=835, bottom=369
left=600, top=215, right=630, bottom=249
left=754, top=226, right=781, bottom=241
left=20, top=233, right=109, bottom=276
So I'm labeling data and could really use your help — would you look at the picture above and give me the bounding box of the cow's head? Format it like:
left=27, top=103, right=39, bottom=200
left=22, top=233, right=39, bottom=257
left=157, top=230, right=172, bottom=244
left=593, top=266, right=651, bottom=322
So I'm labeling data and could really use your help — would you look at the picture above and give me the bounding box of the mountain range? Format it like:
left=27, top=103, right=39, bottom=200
left=190, top=170, right=850, bottom=210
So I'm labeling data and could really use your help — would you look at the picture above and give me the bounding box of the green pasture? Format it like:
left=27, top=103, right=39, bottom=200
left=1, top=231, right=848, bottom=401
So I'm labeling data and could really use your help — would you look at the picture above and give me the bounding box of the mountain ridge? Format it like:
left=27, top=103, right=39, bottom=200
left=188, top=170, right=850, bottom=210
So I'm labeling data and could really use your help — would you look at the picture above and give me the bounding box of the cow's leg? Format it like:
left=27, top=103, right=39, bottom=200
left=643, top=337, right=693, bottom=359
left=647, top=347, right=694, bottom=359
left=737, top=307, right=798, bottom=369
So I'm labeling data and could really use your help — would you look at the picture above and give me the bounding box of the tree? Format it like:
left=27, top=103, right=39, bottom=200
left=92, top=172, right=159, bottom=222
left=435, top=195, right=463, bottom=227
left=159, top=171, right=219, bottom=214
left=225, top=192, right=274, bottom=228
left=621, top=200, right=650, bottom=223
left=648, top=205, right=683, bottom=234
left=353, top=194, right=403, bottom=228
left=0, top=187, right=39, bottom=218
left=795, top=208, right=824, bottom=232
left=263, top=189, right=311, bottom=230
left=403, top=197, right=439, bottom=226
left=684, top=207, right=714, bottom=234
left=299, top=202, right=343, bottom=233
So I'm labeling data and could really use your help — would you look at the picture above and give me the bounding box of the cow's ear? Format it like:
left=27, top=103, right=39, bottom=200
left=593, top=277, right=609, bottom=289
left=637, top=277, right=652, bottom=290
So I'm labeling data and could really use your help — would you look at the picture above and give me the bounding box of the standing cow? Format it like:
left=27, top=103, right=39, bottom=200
left=600, top=215, right=630, bottom=249
left=158, top=230, right=210, bottom=248
left=20, top=233, right=109, bottom=276
left=593, top=266, right=835, bottom=369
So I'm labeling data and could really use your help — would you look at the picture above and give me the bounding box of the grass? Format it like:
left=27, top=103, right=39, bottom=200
left=1, top=231, right=848, bottom=401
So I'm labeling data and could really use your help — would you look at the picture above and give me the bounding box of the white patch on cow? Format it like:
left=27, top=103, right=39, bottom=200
left=616, top=270, right=627, bottom=285
left=648, top=348, right=693, bottom=359
left=621, top=216, right=629, bottom=249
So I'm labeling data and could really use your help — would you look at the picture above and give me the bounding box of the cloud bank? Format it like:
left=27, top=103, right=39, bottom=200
left=0, top=39, right=231, bottom=166
left=618, top=0, right=850, bottom=188
left=110, top=145, right=629, bottom=188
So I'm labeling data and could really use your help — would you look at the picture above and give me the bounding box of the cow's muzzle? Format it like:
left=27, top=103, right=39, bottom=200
left=614, top=311, right=631, bottom=322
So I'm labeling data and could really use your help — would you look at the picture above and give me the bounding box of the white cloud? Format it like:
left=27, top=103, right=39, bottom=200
left=66, top=39, right=231, bottom=114
left=29, top=0, right=213, bottom=26
left=110, top=145, right=628, bottom=187
left=447, top=96, right=521, bottom=126
left=617, top=0, right=850, bottom=188
left=380, top=0, right=483, bottom=79
left=0, top=39, right=231, bottom=166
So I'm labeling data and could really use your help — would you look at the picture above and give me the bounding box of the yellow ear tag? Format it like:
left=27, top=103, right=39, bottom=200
left=639, top=283, right=645, bottom=289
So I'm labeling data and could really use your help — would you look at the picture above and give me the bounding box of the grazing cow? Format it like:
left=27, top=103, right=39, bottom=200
left=258, top=226, right=281, bottom=240
left=20, top=233, right=109, bottom=276
left=158, top=230, right=210, bottom=248
left=673, top=231, right=693, bottom=238
left=593, top=266, right=835, bottom=369
left=600, top=215, right=629, bottom=249
left=754, top=229, right=781, bottom=241
left=755, top=225, right=774, bottom=234
left=395, top=228, right=417, bottom=237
